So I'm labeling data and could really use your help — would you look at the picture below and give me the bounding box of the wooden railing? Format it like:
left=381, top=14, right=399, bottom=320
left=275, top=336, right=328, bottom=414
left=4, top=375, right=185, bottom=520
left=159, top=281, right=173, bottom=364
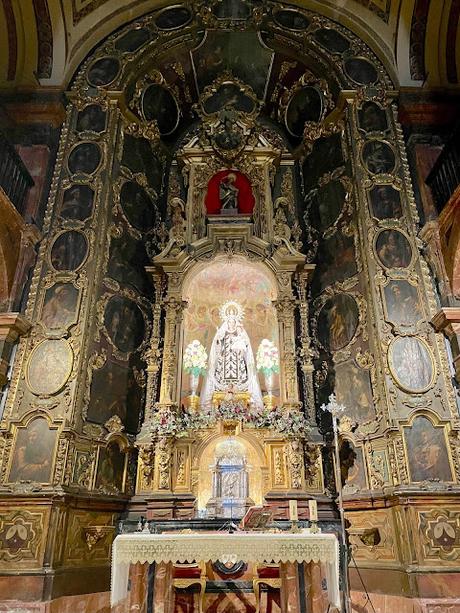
left=426, top=124, right=460, bottom=214
left=0, top=131, right=34, bottom=216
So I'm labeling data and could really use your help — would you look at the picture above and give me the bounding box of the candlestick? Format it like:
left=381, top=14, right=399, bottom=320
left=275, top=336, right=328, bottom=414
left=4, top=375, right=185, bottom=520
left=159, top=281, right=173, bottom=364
left=289, top=499, right=298, bottom=521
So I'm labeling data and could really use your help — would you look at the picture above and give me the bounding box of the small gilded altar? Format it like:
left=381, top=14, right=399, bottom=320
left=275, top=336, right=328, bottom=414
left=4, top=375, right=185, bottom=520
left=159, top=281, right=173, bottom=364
left=132, top=122, right=323, bottom=519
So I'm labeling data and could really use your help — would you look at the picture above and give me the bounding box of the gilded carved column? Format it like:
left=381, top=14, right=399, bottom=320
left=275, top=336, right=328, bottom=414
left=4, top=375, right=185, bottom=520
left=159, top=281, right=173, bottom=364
left=158, top=297, right=187, bottom=406
left=0, top=314, right=31, bottom=387
left=296, top=270, right=316, bottom=423
left=274, top=294, right=300, bottom=406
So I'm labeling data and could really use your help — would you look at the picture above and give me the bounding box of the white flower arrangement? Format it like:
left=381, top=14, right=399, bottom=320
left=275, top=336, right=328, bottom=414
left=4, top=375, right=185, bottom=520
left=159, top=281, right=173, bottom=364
left=183, top=339, right=208, bottom=377
left=256, top=339, right=280, bottom=376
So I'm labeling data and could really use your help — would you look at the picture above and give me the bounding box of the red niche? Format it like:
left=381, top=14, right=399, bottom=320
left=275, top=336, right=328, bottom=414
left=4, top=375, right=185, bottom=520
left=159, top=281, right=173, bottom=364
left=204, top=169, right=255, bottom=215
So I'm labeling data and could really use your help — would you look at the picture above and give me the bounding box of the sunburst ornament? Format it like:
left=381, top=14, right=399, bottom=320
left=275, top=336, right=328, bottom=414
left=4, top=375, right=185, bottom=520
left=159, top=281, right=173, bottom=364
left=219, top=300, right=244, bottom=323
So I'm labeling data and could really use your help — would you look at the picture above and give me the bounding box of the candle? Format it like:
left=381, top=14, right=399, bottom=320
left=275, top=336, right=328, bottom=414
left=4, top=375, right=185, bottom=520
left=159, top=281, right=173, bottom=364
left=289, top=500, right=298, bottom=521
left=309, top=499, right=318, bottom=521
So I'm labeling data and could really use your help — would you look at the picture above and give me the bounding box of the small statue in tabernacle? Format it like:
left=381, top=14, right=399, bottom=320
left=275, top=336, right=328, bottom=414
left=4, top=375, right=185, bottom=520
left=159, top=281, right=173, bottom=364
left=219, top=173, right=239, bottom=212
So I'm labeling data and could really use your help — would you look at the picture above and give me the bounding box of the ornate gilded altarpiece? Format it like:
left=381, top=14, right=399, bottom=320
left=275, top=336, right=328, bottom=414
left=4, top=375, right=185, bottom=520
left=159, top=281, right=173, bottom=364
left=0, top=0, right=459, bottom=604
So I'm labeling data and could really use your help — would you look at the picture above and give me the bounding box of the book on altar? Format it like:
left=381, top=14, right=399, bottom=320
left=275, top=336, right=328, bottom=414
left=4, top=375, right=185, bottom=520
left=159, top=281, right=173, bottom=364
left=241, top=505, right=273, bottom=531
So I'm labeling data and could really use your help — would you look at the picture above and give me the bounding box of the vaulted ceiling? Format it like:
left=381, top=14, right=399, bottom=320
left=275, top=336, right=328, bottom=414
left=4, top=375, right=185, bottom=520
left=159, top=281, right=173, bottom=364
left=0, top=0, right=459, bottom=90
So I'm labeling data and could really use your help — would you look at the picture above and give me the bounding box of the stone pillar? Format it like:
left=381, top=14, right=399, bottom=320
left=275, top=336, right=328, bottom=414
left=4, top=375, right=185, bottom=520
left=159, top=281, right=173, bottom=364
left=128, top=562, right=149, bottom=613
left=0, top=313, right=30, bottom=387
left=280, top=561, right=300, bottom=613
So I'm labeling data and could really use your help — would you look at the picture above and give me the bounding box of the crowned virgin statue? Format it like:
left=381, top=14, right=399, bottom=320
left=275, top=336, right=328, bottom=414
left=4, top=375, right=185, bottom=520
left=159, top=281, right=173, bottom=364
left=201, top=301, right=263, bottom=408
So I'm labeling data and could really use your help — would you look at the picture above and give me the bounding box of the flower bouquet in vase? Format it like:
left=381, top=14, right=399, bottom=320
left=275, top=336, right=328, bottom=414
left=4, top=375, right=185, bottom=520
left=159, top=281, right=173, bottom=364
left=256, top=339, right=279, bottom=410
left=183, top=340, right=207, bottom=410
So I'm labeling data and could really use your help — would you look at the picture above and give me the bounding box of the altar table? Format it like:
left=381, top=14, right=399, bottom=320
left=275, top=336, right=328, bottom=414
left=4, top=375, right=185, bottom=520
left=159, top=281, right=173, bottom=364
left=111, top=531, right=340, bottom=611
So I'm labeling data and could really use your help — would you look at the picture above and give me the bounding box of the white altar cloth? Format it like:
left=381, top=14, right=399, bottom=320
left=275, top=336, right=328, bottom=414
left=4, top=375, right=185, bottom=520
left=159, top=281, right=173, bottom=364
left=111, top=531, right=340, bottom=608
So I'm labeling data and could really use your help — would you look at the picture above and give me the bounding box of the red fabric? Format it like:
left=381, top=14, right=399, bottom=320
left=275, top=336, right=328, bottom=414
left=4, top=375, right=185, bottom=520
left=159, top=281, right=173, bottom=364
left=204, top=170, right=255, bottom=215
left=258, top=566, right=280, bottom=579
left=173, top=566, right=202, bottom=578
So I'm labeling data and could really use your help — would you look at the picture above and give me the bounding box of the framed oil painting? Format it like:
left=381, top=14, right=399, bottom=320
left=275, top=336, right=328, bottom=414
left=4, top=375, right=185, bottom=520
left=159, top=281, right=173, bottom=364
left=369, top=185, right=402, bottom=220
left=359, top=101, right=388, bottom=133
left=87, top=56, right=120, bottom=87
left=107, top=232, right=152, bottom=296
left=313, top=28, right=350, bottom=54
left=344, top=57, right=378, bottom=85
left=115, top=27, right=151, bottom=53
left=273, top=8, right=310, bottom=30
left=67, top=142, right=101, bottom=175
left=50, top=230, right=88, bottom=271
left=76, top=105, right=106, bottom=133
left=213, top=0, right=251, bottom=20
left=303, top=132, right=344, bottom=191
left=88, top=359, right=143, bottom=433
left=334, top=360, right=375, bottom=423
left=26, top=339, right=73, bottom=396
left=155, top=5, right=192, bottom=30
left=119, top=181, right=156, bottom=231
left=404, top=416, right=453, bottom=482
left=310, top=179, right=346, bottom=231
left=9, top=418, right=58, bottom=483
left=41, top=283, right=79, bottom=329
left=388, top=336, right=435, bottom=393
left=383, top=280, right=423, bottom=327
left=203, top=82, right=256, bottom=115
left=315, top=231, right=357, bottom=291
left=141, top=84, right=180, bottom=135
left=317, top=293, right=359, bottom=352
left=121, top=135, right=162, bottom=190
left=60, top=185, right=94, bottom=221
left=104, top=295, right=145, bottom=353
left=362, top=140, right=395, bottom=175
left=375, top=229, right=412, bottom=269
left=95, top=441, right=126, bottom=492
left=340, top=441, right=367, bottom=490
left=285, top=86, right=323, bottom=137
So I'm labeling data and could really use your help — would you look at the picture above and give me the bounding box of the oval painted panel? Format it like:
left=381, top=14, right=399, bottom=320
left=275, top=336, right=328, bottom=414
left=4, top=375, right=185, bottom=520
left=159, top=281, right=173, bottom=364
left=87, top=57, right=120, bottom=87
left=344, top=57, right=378, bottom=85
left=27, top=339, right=73, bottom=395
left=389, top=336, right=434, bottom=393
left=155, top=5, right=192, bottom=30
left=317, top=293, right=359, bottom=352
left=104, top=295, right=145, bottom=353
left=375, top=229, right=412, bottom=269
left=120, top=181, right=156, bottom=231
left=115, top=28, right=151, bottom=53
left=50, top=231, right=88, bottom=271
left=274, top=9, right=310, bottom=30
left=314, top=28, right=350, bottom=53
left=68, top=142, right=101, bottom=175
left=285, top=86, right=323, bottom=137
left=362, top=140, right=395, bottom=175
left=142, top=84, right=179, bottom=135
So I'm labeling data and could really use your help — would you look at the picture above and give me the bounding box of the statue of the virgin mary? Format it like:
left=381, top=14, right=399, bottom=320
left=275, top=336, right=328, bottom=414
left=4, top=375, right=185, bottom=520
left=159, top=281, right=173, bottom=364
left=201, top=301, right=263, bottom=408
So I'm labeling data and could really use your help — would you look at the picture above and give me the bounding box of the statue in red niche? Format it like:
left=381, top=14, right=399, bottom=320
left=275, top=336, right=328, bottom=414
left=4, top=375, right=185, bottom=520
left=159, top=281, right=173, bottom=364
left=219, top=172, right=239, bottom=212
left=205, top=169, right=255, bottom=215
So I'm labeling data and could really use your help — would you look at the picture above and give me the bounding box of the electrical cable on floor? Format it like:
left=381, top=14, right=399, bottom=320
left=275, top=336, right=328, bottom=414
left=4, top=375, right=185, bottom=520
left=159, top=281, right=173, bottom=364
left=350, top=550, right=376, bottom=613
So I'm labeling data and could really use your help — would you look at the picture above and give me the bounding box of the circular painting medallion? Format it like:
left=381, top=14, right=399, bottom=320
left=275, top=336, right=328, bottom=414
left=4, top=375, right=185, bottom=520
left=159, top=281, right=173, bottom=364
left=344, top=57, right=378, bottom=85
left=104, top=295, right=145, bottom=353
left=141, top=84, right=180, bottom=135
left=155, top=5, right=192, bottom=30
left=26, top=339, right=73, bottom=395
left=87, top=57, right=120, bottom=87
left=388, top=336, right=435, bottom=393
left=375, top=229, right=412, bottom=270
left=68, top=142, right=102, bottom=176
left=273, top=8, right=310, bottom=30
left=317, top=293, right=359, bottom=352
left=50, top=230, right=88, bottom=272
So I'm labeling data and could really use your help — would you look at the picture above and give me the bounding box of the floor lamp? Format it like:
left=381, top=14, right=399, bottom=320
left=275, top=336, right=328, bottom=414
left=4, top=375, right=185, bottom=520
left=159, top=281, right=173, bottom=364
left=321, top=394, right=352, bottom=613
